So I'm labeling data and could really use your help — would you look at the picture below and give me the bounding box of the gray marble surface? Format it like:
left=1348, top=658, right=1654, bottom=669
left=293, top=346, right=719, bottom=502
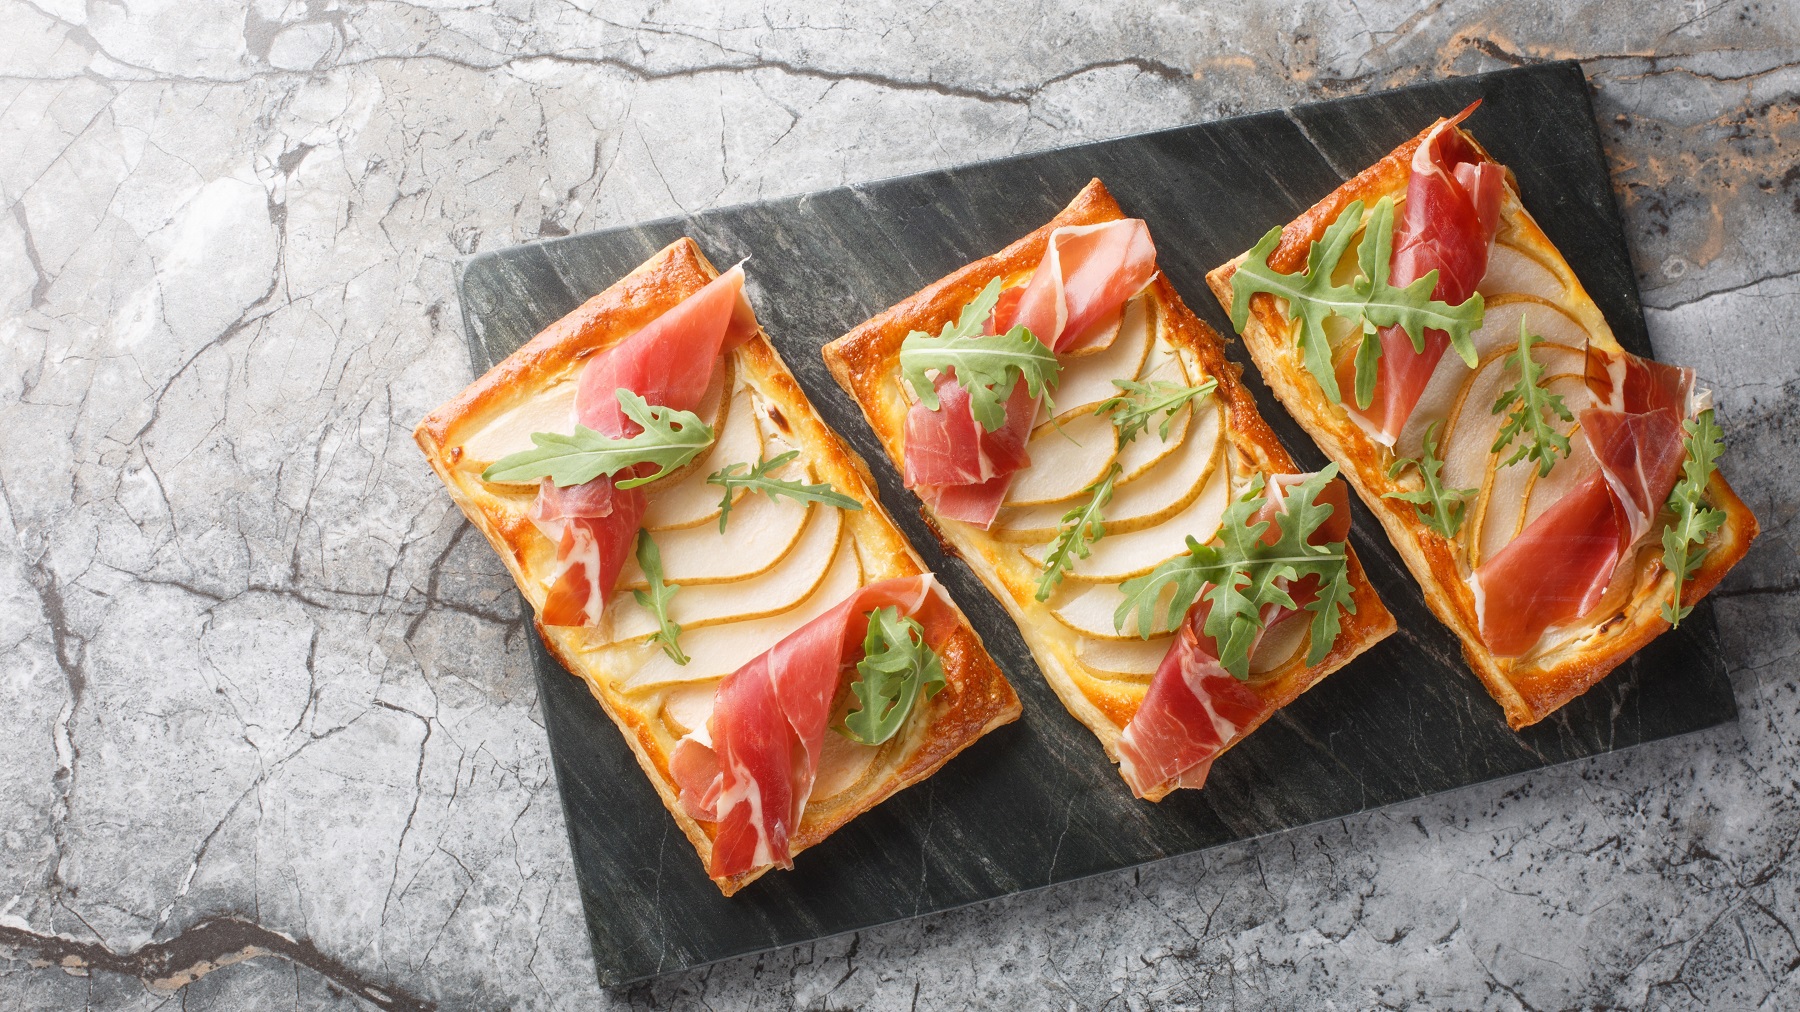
left=1, top=2, right=1795, bottom=1009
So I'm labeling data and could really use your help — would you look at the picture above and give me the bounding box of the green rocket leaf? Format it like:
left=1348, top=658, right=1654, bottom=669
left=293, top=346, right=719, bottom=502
left=481, top=390, right=714, bottom=489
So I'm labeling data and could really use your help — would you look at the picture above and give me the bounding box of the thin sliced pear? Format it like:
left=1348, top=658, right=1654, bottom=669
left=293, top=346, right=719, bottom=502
left=467, top=356, right=730, bottom=485
left=1076, top=635, right=1171, bottom=680
left=1051, top=580, right=1176, bottom=640
left=643, top=385, right=764, bottom=530
left=1076, top=610, right=1305, bottom=680
left=996, top=403, right=1223, bottom=543
left=1248, top=611, right=1307, bottom=675
left=1134, top=325, right=1187, bottom=385
left=1046, top=295, right=1154, bottom=414
left=1113, top=326, right=1200, bottom=483
left=1438, top=343, right=1587, bottom=495
left=1468, top=296, right=1591, bottom=356
left=599, top=506, right=843, bottom=645
left=1521, top=420, right=1599, bottom=531
left=1023, top=452, right=1230, bottom=581
left=661, top=681, right=718, bottom=737
left=620, top=477, right=811, bottom=587
left=1405, top=297, right=1591, bottom=460
left=810, top=730, right=880, bottom=803
left=622, top=539, right=864, bottom=690
left=1114, top=402, right=1190, bottom=482
left=1004, top=411, right=1119, bottom=507
left=1478, top=244, right=1566, bottom=301
left=1474, top=373, right=1592, bottom=566
left=459, top=380, right=577, bottom=467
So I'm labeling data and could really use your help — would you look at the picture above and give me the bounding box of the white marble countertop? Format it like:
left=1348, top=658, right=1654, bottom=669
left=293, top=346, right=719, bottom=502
left=2, top=3, right=1796, bottom=1009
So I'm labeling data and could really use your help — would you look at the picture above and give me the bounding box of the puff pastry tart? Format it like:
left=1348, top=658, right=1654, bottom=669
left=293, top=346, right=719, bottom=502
left=1206, top=102, right=1758, bottom=729
left=824, top=180, right=1395, bottom=801
left=415, top=239, right=1019, bottom=894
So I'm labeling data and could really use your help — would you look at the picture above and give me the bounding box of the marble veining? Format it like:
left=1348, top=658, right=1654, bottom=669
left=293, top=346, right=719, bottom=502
left=0, top=2, right=1796, bottom=1009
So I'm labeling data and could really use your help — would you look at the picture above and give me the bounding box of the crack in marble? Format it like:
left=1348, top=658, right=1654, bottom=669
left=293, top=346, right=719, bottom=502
left=0, top=919, right=434, bottom=1012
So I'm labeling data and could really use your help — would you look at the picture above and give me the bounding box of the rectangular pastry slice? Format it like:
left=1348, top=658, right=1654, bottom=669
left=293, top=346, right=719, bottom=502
left=1206, top=103, right=1758, bottom=729
left=824, top=180, right=1395, bottom=801
left=415, top=239, right=1019, bottom=894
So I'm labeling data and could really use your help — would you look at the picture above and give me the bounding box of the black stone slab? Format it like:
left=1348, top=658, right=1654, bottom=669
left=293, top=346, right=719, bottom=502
left=454, top=61, right=1736, bottom=988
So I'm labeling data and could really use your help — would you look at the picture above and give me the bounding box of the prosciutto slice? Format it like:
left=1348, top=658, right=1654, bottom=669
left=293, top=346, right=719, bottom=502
left=1115, top=474, right=1351, bottom=798
left=1340, top=101, right=1505, bottom=445
left=1470, top=471, right=1627, bottom=658
left=1471, top=353, right=1691, bottom=656
left=904, top=218, right=1157, bottom=527
left=1583, top=407, right=1687, bottom=544
left=1586, top=345, right=1694, bottom=417
left=534, top=265, right=756, bottom=626
left=670, top=577, right=958, bottom=880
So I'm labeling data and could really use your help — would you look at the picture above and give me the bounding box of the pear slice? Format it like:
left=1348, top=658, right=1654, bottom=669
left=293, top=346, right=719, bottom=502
left=599, top=505, right=844, bottom=645
left=1110, top=332, right=1197, bottom=481
left=1023, top=451, right=1231, bottom=581
left=1076, top=634, right=1171, bottom=681
left=1468, top=296, right=1591, bottom=356
left=995, top=402, right=1224, bottom=543
left=622, top=538, right=864, bottom=690
left=1249, top=611, right=1308, bottom=675
left=642, top=384, right=765, bottom=531
left=1471, top=372, right=1592, bottom=567
left=620, top=469, right=812, bottom=587
left=661, top=681, right=719, bottom=737
left=809, top=727, right=881, bottom=803
left=1114, top=402, right=1190, bottom=482
left=1050, top=580, right=1178, bottom=640
left=458, top=380, right=577, bottom=469
left=1521, top=418, right=1600, bottom=531
left=1477, top=243, right=1566, bottom=301
left=1003, top=411, right=1119, bottom=507
left=1046, top=295, right=1154, bottom=415
left=465, top=355, right=731, bottom=489
left=1397, top=296, right=1592, bottom=457
left=1438, top=342, right=1588, bottom=499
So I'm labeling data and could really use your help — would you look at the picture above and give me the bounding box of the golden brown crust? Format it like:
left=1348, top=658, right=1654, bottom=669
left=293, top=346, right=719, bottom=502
left=415, top=238, right=1020, bottom=895
left=1205, top=119, right=1758, bottom=730
left=823, top=180, right=1396, bottom=800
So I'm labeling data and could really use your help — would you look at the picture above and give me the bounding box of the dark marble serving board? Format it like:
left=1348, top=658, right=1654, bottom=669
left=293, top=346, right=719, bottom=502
left=454, top=61, right=1735, bottom=988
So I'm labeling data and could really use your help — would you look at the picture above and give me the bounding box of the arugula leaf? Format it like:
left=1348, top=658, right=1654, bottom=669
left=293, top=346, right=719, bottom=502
left=706, top=450, right=863, bottom=533
left=1384, top=420, right=1477, bottom=539
left=1227, top=197, right=1485, bottom=405
left=481, top=389, right=714, bottom=489
left=1113, top=467, right=1354, bottom=678
left=1489, top=319, right=1573, bottom=477
left=899, top=277, right=1060, bottom=432
left=1033, top=463, right=1119, bottom=602
left=1660, top=408, right=1726, bottom=627
left=1096, top=377, right=1218, bottom=443
left=840, top=607, right=945, bottom=746
left=631, top=531, right=687, bottom=665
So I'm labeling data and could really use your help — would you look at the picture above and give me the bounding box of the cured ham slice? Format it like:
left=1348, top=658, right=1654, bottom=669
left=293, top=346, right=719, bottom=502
left=536, top=265, right=756, bottom=625
left=1114, top=474, right=1351, bottom=798
left=1470, top=472, right=1625, bottom=657
left=1471, top=387, right=1689, bottom=657
left=1586, top=345, right=1694, bottom=417
left=1583, top=407, right=1686, bottom=543
left=902, top=374, right=1035, bottom=487
left=905, top=219, right=1157, bottom=528
left=669, top=576, right=958, bottom=880
left=1006, top=220, right=1158, bottom=356
left=1340, top=102, right=1505, bottom=445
